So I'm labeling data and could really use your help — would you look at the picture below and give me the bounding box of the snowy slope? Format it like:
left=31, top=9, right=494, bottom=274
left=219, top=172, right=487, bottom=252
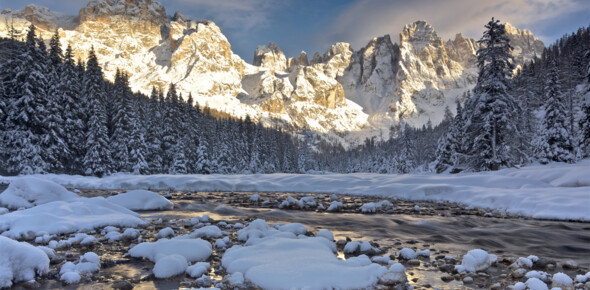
left=4, top=161, right=588, bottom=221
left=0, top=1, right=544, bottom=144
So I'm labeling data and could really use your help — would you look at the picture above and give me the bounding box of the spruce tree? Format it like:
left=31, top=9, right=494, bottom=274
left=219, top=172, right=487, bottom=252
left=61, top=45, right=86, bottom=173
left=83, top=47, right=112, bottom=176
left=145, top=87, right=163, bottom=173
left=43, top=30, right=68, bottom=172
left=536, top=60, right=575, bottom=163
left=5, top=24, right=48, bottom=174
left=462, top=18, right=522, bottom=171
left=110, top=71, right=133, bottom=171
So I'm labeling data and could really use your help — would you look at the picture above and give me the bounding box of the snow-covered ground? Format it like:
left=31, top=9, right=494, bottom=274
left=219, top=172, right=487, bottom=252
left=3, top=161, right=588, bottom=221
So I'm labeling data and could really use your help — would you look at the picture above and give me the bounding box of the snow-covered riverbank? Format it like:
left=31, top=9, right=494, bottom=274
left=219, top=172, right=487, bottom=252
left=2, top=161, right=589, bottom=221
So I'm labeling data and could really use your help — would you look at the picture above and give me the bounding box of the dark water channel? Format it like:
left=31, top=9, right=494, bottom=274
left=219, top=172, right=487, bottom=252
left=145, top=200, right=590, bottom=268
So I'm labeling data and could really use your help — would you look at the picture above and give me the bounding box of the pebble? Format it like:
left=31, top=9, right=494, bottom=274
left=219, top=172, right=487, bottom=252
left=532, top=257, right=556, bottom=270
left=490, top=282, right=502, bottom=290
left=463, top=276, right=473, bottom=284
left=441, top=275, right=454, bottom=282
left=408, top=259, right=421, bottom=266
left=438, top=264, right=454, bottom=273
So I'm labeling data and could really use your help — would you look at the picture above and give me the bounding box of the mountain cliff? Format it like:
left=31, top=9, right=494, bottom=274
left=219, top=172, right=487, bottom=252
left=0, top=0, right=545, bottom=145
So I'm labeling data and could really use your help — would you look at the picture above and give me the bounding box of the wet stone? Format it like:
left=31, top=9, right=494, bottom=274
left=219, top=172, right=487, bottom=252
left=533, top=257, right=556, bottom=270
left=438, top=264, right=454, bottom=273
left=112, top=280, right=134, bottom=290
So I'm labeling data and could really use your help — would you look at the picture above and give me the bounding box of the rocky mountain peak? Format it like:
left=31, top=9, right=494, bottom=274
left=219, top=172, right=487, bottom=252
left=503, top=22, right=545, bottom=65
left=400, top=20, right=440, bottom=44
left=79, top=0, right=166, bottom=25
left=504, top=22, right=533, bottom=37
left=2, top=4, right=77, bottom=31
left=253, top=42, right=287, bottom=71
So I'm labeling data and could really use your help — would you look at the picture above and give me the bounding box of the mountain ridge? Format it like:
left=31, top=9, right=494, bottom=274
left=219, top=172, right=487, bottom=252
left=0, top=0, right=545, bottom=146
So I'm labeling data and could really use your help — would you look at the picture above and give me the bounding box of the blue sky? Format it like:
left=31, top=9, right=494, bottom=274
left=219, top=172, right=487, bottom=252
left=1, top=0, right=588, bottom=62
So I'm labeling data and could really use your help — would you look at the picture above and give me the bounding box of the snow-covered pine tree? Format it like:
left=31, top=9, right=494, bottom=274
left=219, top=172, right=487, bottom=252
left=461, top=18, right=522, bottom=171
left=110, top=71, right=133, bottom=171
left=42, top=30, right=68, bottom=173
left=297, top=127, right=313, bottom=173
left=536, top=60, right=575, bottom=163
left=579, top=50, right=590, bottom=157
left=83, top=47, right=112, bottom=177
left=60, top=45, right=86, bottom=173
left=397, top=123, right=416, bottom=174
left=128, top=93, right=149, bottom=174
left=145, top=87, right=164, bottom=173
left=5, top=24, right=48, bottom=174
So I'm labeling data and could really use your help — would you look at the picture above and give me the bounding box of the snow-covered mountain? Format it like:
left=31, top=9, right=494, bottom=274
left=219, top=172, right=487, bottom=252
left=0, top=0, right=544, bottom=145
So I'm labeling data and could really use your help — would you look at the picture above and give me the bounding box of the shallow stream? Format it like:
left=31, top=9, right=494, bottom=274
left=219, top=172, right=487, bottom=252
left=17, top=190, right=590, bottom=289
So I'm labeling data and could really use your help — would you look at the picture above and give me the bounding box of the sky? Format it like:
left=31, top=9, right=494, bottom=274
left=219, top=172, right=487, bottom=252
left=1, top=0, right=588, bottom=62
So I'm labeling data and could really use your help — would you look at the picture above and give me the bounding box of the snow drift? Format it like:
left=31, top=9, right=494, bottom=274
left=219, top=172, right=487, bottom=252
left=6, top=161, right=588, bottom=220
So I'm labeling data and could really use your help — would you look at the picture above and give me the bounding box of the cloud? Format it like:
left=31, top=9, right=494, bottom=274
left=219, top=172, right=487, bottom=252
left=322, top=0, right=590, bottom=50
left=170, top=0, right=292, bottom=30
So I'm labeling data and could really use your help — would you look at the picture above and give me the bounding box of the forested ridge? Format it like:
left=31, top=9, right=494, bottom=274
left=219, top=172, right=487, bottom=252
left=0, top=25, right=299, bottom=176
left=1, top=21, right=589, bottom=176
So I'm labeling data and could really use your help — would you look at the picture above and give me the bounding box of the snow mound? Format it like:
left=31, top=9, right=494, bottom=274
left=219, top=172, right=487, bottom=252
left=59, top=252, right=101, bottom=283
left=551, top=272, right=573, bottom=289
left=360, top=200, right=393, bottom=213
left=227, top=272, right=245, bottom=286
left=455, top=249, right=497, bottom=273
left=316, top=230, right=334, bottom=241
left=222, top=236, right=386, bottom=289
left=344, top=241, right=374, bottom=254
left=153, top=254, right=188, bottom=279
left=60, top=271, right=80, bottom=284
left=0, top=197, right=145, bottom=238
left=186, top=262, right=210, bottom=278
left=106, top=190, right=173, bottom=211
left=52, top=233, right=98, bottom=248
left=0, top=177, right=79, bottom=209
left=297, top=196, right=316, bottom=208
left=525, top=277, right=549, bottom=290
left=156, top=227, right=175, bottom=239
left=190, top=225, right=222, bottom=239
left=277, top=223, right=307, bottom=235
left=380, top=263, right=407, bottom=285
left=128, top=238, right=212, bottom=263
left=399, top=248, right=417, bottom=260
left=327, top=201, right=343, bottom=212
left=0, top=236, right=49, bottom=288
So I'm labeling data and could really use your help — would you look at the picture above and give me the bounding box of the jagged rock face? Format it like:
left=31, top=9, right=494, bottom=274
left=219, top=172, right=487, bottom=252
left=287, top=51, right=310, bottom=70
left=446, top=33, right=479, bottom=67
left=79, top=0, right=166, bottom=25
left=253, top=42, right=287, bottom=72
left=339, top=36, right=399, bottom=117
left=393, top=21, right=472, bottom=121
left=504, top=23, right=545, bottom=67
left=310, top=52, right=323, bottom=65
